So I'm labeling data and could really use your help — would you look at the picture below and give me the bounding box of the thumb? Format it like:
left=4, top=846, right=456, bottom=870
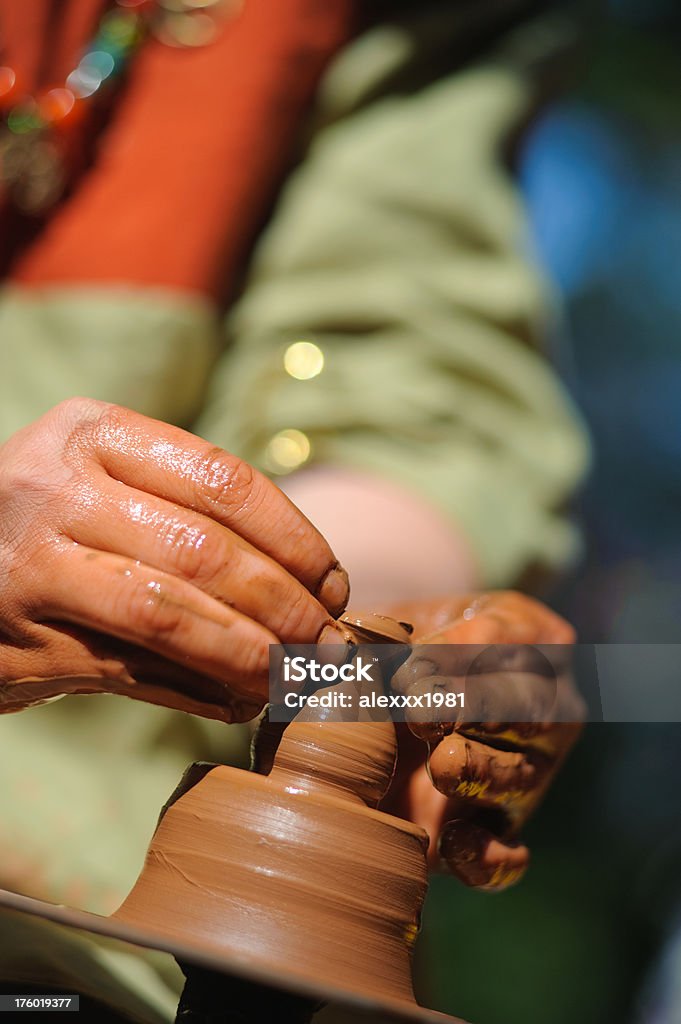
left=439, top=819, right=529, bottom=892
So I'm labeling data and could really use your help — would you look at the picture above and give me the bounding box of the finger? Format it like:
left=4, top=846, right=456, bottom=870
left=399, top=670, right=556, bottom=725
left=385, top=597, right=477, bottom=639
left=396, top=668, right=558, bottom=750
left=88, top=405, right=349, bottom=614
left=427, top=730, right=548, bottom=803
left=428, top=729, right=562, bottom=836
left=3, top=614, right=252, bottom=720
left=394, top=641, right=570, bottom=696
left=439, top=819, right=529, bottom=891
left=67, top=473, right=333, bottom=643
left=118, top=667, right=263, bottom=722
left=32, top=623, right=263, bottom=722
left=460, top=715, right=583, bottom=760
left=395, top=643, right=575, bottom=749
left=418, top=592, right=575, bottom=645
left=106, top=638, right=265, bottom=722
left=461, top=662, right=585, bottom=756
left=36, top=540, right=278, bottom=705
left=464, top=669, right=558, bottom=728
left=393, top=645, right=488, bottom=690
left=380, top=744, right=454, bottom=866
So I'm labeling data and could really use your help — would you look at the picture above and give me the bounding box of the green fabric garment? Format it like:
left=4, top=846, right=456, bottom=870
left=0, top=288, right=221, bottom=440
left=0, top=8, right=590, bottom=1022
left=194, top=23, right=590, bottom=585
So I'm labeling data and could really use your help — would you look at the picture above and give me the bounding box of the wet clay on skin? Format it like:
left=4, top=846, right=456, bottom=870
left=114, top=618, right=432, bottom=1007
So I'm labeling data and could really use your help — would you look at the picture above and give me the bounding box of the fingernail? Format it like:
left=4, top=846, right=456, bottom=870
left=317, top=622, right=348, bottom=646
left=316, top=564, right=350, bottom=617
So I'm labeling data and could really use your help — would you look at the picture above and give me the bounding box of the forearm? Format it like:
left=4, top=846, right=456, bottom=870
left=281, top=465, right=480, bottom=608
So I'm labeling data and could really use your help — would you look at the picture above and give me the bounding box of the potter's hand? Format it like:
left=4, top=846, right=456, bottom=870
left=0, top=399, right=348, bottom=721
left=383, top=592, right=584, bottom=891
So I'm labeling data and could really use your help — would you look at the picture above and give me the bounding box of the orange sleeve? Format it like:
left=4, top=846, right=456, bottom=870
left=10, top=0, right=355, bottom=301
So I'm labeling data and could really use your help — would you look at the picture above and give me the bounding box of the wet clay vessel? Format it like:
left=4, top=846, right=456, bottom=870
left=115, top=716, right=431, bottom=1013
left=0, top=616, right=464, bottom=1021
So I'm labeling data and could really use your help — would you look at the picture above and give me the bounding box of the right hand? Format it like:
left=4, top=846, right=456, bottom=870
left=384, top=593, right=583, bottom=890
left=0, top=399, right=349, bottom=722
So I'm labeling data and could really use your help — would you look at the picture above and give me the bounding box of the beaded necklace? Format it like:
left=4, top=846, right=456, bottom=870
left=0, top=0, right=241, bottom=214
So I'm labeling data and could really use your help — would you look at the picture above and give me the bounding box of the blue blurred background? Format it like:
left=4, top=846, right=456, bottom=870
left=417, top=4, right=681, bottom=1022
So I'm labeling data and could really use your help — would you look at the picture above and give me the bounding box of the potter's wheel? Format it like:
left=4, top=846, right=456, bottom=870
left=0, top=618, right=467, bottom=1023
left=0, top=887, right=460, bottom=1022
left=0, top=719, right=466, bottom=1024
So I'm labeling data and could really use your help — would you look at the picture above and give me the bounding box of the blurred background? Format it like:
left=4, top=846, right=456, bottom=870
left=2, top=2, right=680, bottom=1022
left=419, top=2, right=681, bottom=1022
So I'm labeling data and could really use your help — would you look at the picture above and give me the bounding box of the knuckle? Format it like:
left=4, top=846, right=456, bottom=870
left=83, top=401, right=126, bottom=447
left=488, top=590, right=532, bottom=620
left=169, top=523, right=225, bottom=588
left=0, top=402, right=107, bottom=504
left=482, top=591, right=523, bottom=623
left=125, top=580, right=186, bottom=640
left=57, top=396, right=110, bottom=436
left=198, top=449, right=260, bottom=514
left=53, top=396, right=106, bottom=423
left=274, top=587, right=321, bottom=642
left=61, top=399, right=118, bottom=463
left=68, top=477, right=103, bottom=517
left=237, top=634, right=271, bottom=682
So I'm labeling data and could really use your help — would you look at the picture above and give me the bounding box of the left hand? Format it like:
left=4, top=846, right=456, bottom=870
left=0, top=401, right=349, bottom=721
left=380, top=592, right=584, bottom=891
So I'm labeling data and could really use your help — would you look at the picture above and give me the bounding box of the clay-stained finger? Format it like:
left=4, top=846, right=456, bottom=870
left=269, top=625, right=350, bottom=703
left=1, top=621, right=263, bottom=722
left=394, top=641, right=581, bottom=752
left=69, top=475, right=334, bottom=643
left=395, top=640, right=570, bottom=692
left=88, top=406, right=349, bottom=614
left=427, top=730, right=549, bottom=804
left=464, top=668, right=558, bottom=727
left=36, top=540, right=278, bottom=705
left=397, top=669, right=557, bottom=727
left=439, top=819, right=529, bottom=891
left=418, top=592, right=575, bottom=645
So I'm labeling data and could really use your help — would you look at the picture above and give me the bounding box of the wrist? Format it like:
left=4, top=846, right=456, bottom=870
left=280, top=465, right=480, bottom=608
